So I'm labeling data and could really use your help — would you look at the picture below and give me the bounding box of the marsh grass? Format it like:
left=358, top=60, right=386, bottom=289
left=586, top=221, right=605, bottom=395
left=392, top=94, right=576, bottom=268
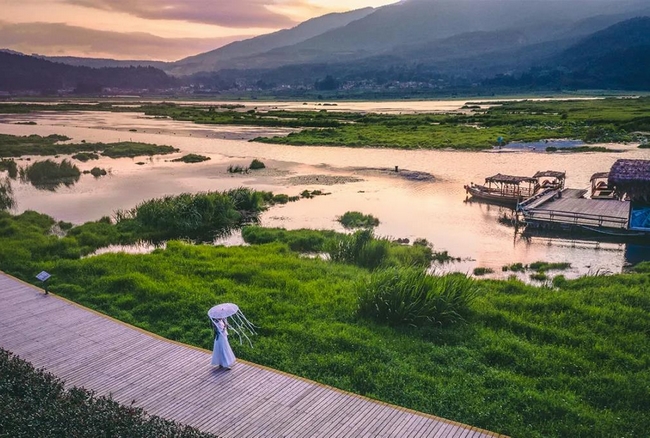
left=72, top=152, right=100, bottom=162
left=0, top=178, right=15, bottom=211
left=338, top=211, right=380, bottom=229
left=20, top=159, right=80, bottom=190
left=0, top=159, right=18, bottom=178
left=0, top=134, right=177, bottom=159
left=473, top=267, right=494, bottom=276
left=357, top=267, right=478, bottom=327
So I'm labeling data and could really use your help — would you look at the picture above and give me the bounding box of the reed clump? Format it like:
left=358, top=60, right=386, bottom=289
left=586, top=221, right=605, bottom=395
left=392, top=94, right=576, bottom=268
left=357, top=267, right=478, bottom=327
left=20, top=159, right=80, bottom=190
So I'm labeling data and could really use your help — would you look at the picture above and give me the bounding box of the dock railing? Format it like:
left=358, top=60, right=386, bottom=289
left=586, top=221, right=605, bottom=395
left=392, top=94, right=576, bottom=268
left=521, top=208, right=628, bottom=229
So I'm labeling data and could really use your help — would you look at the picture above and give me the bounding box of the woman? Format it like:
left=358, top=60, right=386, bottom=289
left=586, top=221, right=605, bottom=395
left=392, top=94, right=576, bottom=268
left=211, top=318, right=236, bottom=369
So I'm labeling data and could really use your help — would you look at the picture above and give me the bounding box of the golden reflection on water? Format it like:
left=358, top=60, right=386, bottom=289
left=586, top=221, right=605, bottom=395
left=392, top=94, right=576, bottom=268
left=1, top=108, right=648, bottom=278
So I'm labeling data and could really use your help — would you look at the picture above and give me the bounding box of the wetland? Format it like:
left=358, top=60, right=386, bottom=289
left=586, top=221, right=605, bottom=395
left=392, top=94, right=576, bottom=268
left=1, top=97, right=649, bottom=437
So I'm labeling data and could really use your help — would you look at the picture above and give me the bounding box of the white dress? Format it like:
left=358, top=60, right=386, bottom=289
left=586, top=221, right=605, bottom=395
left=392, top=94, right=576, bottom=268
left=211, top=319, right=236, bottom=368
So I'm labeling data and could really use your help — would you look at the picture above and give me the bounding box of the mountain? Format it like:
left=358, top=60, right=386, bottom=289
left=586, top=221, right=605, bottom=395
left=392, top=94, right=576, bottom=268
left=484, top=17, right=650, bottom=91
left=0, top=52, right=178, bottom=94
left=168, top=7, right=375, bottom=76
left=178, top=0, right=650, bottom=74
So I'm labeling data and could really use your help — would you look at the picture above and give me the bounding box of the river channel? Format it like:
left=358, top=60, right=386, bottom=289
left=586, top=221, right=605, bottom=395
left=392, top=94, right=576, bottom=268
left=1, top=102, right=649, bottom=279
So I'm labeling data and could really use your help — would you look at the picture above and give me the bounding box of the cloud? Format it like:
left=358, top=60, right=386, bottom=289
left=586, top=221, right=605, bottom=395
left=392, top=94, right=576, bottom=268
left=0, top=21, right=249, bottom=61
left=65, top=0, right=297, bottom=27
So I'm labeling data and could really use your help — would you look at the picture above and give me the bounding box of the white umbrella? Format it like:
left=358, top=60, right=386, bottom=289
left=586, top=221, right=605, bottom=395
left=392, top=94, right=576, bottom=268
left=208, top=303, right=239, bottom=319
left=208, top=303, right=257, bottom=347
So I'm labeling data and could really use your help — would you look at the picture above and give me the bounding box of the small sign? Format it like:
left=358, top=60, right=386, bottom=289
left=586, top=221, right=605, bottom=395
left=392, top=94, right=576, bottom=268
left=36, top=271, right=51, bottom=282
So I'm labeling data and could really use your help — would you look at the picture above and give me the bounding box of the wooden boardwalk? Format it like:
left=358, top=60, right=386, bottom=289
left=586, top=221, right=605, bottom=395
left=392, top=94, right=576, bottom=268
left=0, top=272, right=506, bottom=438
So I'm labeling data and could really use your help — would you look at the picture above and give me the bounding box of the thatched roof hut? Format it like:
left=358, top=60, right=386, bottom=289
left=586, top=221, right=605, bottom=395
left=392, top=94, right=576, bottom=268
left=609, top=159, right=650, bottom=202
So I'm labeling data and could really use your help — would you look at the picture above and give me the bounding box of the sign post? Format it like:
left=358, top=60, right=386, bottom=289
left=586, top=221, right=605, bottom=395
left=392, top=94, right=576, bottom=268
left=36, top=271, right=51, bottom=295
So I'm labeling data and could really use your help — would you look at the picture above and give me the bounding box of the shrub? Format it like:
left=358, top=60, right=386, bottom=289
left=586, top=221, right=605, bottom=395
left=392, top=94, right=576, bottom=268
left=249, top=159, right=265, bottom=169
left=0, top=349, right=216, bottom=438
left=337, top=211, right=380, bottom=229
left=357, top=267, right=478, bottom=327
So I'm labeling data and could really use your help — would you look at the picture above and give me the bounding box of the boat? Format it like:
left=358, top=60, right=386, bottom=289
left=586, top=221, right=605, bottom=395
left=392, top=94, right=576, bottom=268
left=464, top=171, right=565, bottom=207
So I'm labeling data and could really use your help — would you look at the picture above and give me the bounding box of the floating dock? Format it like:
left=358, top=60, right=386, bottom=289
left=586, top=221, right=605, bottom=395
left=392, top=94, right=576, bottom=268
left=518, top=188, right=631, bottom=233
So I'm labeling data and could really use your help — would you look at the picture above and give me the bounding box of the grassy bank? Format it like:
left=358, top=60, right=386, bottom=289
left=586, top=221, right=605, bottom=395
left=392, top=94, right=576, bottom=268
left=0, top=210, right=648, bottom=437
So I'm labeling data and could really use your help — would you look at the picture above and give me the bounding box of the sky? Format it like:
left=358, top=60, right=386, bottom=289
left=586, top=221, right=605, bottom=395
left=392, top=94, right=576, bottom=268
left=0, top=0, right=398, bottom=61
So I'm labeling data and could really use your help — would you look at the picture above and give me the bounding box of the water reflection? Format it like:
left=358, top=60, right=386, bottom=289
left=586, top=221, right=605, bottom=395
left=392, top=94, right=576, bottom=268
left=0, top=177, right=16, bottom=210
left=1, top=109, right=649, bottom=277
left=19, top=159, right=80, bottom=191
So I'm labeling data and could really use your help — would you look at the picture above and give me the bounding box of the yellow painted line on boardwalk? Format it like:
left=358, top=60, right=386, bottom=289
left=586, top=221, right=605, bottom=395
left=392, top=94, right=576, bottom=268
left=1, top=270, right=508, bottom=437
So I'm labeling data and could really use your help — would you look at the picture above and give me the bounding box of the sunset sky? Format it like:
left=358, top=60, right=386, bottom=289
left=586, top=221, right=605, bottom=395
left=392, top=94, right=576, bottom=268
left=0, top=0, right=397, bottom=61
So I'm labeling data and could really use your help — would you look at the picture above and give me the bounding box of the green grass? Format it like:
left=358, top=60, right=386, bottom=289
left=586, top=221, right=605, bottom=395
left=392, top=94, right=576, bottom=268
left=0, top=349, right=216, bottom=438
left=0, top=210, right=649, bottom=437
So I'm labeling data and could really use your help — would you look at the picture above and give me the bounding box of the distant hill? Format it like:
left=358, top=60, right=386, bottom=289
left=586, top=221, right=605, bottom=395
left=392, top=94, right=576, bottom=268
left=0, top=52, right=178, bottom=94
left=484, top=17, right=650, bottom=91
left=169, top=7, right=375, bottom=76
left=35, top=55, right=168, bottom=70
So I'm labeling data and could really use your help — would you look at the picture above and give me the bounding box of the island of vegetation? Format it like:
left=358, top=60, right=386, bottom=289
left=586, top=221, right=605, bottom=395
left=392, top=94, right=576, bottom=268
left=0, top=133, right=179, bottom=158
left=0, top=188, right=647, bottom=438
left=1, top=96, right=649, bottom=150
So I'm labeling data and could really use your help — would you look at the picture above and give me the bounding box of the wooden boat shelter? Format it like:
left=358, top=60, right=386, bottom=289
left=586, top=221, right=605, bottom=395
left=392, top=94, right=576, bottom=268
left=609, top=159, right=650, bottom=203
left=532, top=170, right=566, bottom=190
left=609, top=159, right=650, bottom=231
left=483, top=173, right=538, bottom=198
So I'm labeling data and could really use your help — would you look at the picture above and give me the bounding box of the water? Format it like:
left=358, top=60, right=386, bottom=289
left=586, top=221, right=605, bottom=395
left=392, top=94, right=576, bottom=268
left=1, top=105, right=649, bottom=278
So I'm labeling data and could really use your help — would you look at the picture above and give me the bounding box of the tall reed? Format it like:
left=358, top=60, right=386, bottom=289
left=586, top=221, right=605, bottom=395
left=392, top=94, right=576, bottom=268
left=357, top=267, right=479, bottom=327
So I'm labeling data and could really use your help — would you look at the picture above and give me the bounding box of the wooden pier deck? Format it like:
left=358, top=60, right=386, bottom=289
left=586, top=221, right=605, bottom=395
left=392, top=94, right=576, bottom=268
left=0, top=272, right=506, bottom=438
left=519, top=189, right=630, bottom=230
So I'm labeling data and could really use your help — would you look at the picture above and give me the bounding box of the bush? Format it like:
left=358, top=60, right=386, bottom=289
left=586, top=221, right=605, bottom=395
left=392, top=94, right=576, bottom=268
left=20, top=159, right=80, bottom=190
left=357, top=267, right=478, bottom=327
left=89, top=167, right=107, bottom=177
left=337, top=211, right=380, bottom=229
left=0, top=349, right=216, bottom=438
left=249, top=159, right=265, bottom=169
left=0, top=178, right=15, bottom=211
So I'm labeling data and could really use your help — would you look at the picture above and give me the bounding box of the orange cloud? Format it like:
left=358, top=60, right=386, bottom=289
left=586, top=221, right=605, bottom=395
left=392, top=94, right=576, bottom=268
left=64, top=0, right=297, bottom=27
left=0, top=21, right=250, bottom=61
